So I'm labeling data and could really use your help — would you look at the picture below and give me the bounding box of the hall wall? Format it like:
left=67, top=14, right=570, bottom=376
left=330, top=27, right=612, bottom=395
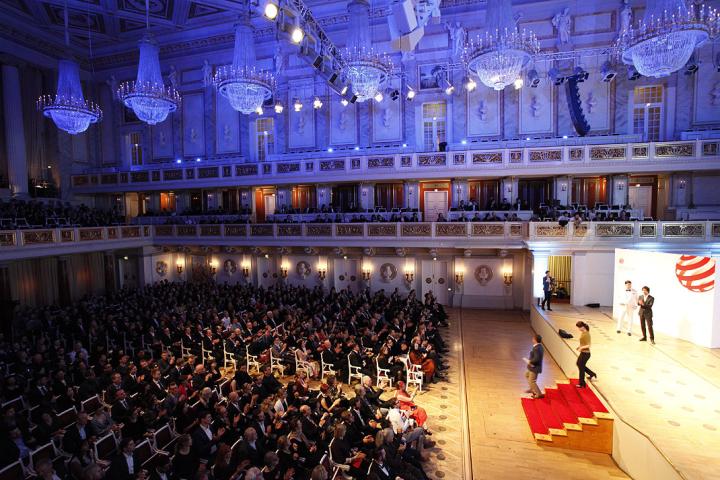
left=571, top=251, right=615, bottom=307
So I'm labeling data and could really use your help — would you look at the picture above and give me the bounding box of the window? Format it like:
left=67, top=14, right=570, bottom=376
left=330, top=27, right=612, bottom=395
left=632, top=86, right=663, bottom=142
left=130, top=132, right=143, bottom=166
left=422, top=102, right=446, bottom=151
left=256, top=118, right=275, bottom=162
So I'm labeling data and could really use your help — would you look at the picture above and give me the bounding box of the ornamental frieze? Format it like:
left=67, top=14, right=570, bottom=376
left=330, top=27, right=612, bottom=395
left=151, top=171, right=161, bottom=182
left=509, top=150, right=523, bottom=163
left=368, top=224, right=397, bottom=236
left=712, top=223, right=720, bottom=237
left=595, top=224, right=633, bottom=237
left=590, top=146, right=626, bottom=160
left=417, top=154, right=447, bottom=167
left=79, top=228, right=104, bottom=241
left=639, top=224, right=657, bottom=237
left=401, top=224, right=432, bottom=236
left=155, top=226, right=174, bottom=236
left=107, top=228, right=118, bottom=240
left=351, top=158, right=361, bottom=169
left=224, top=225, right=247, bottom=236
left=131, top=171, right=149, bottom=183
left=436, top=223, right=467, bottom=236
left=573, top=225, right=588, bottom=237
left=453, top=153, right=466, bottom=165
left=223, top=166, right=232, bottom=177
left=0, top=232, right=15, bottom=247
left=535, top=225, right=567, bottom=237
left=121, top=227, right=141, bottom=238
left=185, top=168, right=195, bottom=179
left=655, top=143, right=694, bottom=157
left=163, top=169, right=183, bottom=181
left=200, top=226, right=221, bottom=236
left=703, top=142, right=719, bottom=156
left=306, top=224, right=333, bottom=236
left=277, top=163, right=301, bottom=174
left=262, top=164, right=272, bottom=174
left=471, top=223, right=504, bottom=236
left=23, top=230, right=54, bottom=245
left=368, top=157, right=395, bottom=168
left=472, top=152, right=502, bottom=164
left=305, top=162, right=313, bottom=172
left=510, top=224, right=524, bottom=236
left=336, top=224, right=364, bottom=236
left=319, top=160, right=345, bottom=171
left=60, top=230, right=74, bottom=242
left=120, top=173, right=129, bottom=183
left=177, top=226, right=197, bottom=236
left=400, top=156, right=413, bottom=167
left=662, top=223, right=704, bottom=237
left=236, top=165, right=258, bottom=176
left=250, top=225, right=274, bottom=236
left=569, top=148, right=584, bottom=161
left=529, top=149, right=562, bottom=162
left=632, top=146, right=648, bottom=159
left=278, top=225, right=302, bottom=236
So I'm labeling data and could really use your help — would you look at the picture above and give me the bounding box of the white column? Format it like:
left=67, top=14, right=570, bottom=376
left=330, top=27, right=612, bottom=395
left=501, top=177, right=518, bottom=204
left=451, top=179, right=469, bottom=207
left=404, top=181, right=419, bottom=210
left=532, top=251, right=550, bottom=300
left=359, top=183, right=374, bottom=211
left=554, top=176, right=570, bottom=206
left=276, top=187, right=292, bottom=210
left=316, top=185, right=332, bottom=210
left=2, top=64, right=29, bottom=197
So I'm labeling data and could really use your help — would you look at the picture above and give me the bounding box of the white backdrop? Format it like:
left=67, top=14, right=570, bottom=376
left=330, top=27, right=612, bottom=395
left=613, top=248, right=720, bottom=348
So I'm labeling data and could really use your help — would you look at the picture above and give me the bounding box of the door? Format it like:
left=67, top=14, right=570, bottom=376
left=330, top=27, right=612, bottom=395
left=629, top=185, right=652, bottom=218
left=264, top=194, right=276, bottom=217
left=424, top=191, right=448, bottom=222
left=421, top=260, right=448, bottom=305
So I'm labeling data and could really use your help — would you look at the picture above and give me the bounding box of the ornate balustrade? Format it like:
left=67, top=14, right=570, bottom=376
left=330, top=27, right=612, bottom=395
left=71, top=139, right=720, bottom=193
left=527, top=221, right=720, bottom=242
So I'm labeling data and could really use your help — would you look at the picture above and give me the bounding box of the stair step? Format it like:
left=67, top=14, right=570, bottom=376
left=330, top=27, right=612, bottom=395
left=569, top=379, right=611, bottom=418
left=545, top=389, right=582, bottom=430
left=557, top=383, right=597, bottom=424
left=521, top=398, right=552, bottom=441
left=534, top=397, right=567, bottom=436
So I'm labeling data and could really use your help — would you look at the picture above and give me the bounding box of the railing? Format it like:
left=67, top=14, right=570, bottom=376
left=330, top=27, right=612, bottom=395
left=0, top=225, right=152, bottom=249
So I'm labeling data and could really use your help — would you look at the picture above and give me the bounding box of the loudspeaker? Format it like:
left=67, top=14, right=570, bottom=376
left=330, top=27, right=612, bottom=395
left=565, top=76, right=591, bottom=137
left=390, top=0, right=418, bottom=35
left=585, top=303, right=600, bottom=308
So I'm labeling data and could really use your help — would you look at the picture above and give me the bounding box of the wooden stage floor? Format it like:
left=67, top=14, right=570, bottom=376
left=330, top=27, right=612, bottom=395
left=538, top=305, right=720, bottom=480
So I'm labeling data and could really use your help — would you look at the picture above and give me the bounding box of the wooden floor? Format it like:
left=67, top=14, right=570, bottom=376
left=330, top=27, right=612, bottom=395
left=457, top=309, right=627, bottom=479
left=541, top=305, right=720, bottom=480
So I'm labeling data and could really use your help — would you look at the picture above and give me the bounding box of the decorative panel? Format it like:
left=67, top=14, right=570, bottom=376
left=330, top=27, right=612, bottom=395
left=368, top=157, right=394, bottom=168
left=131, top=171, right=149, bottom=182
left=198, top=167, right=219, bottom=178
left=467, top=88, right=500, bottom=137
left=639, top=223, right=657, bottom=237
left=453, top=153, right=466, bottom=165
left=509, top=150, right=523, bottom=163
left=703, top=142, right=719, bottom=156
left=306, top=224, right=332, bottom=236
left=200, top=226, right=221, bottom=236
left=277, top=163, right=300, bottom=174
left=224, top=225, right=247, bottom=236
left=535, top=224, right=566, bottom=237
left=372, top=100, right=402, bottom=142
left=215, top=94, right=240, bottom=153
left=79, top=228, right=103, bottom=241
left=417, top=154, right=446, bottom=167
left=655, top=143, right=694, bottom=157
left=569, top=148, right=584, bottom=161
left=182, top=92, right=206, bottom=156
left=590, top=146, right=626, bottom=160
left=472, top=152, right=502, bottom=164
left=368, top=224, right=397, bottom=236
left=471, top=224, right=504, bottom=236
left=155, top=225, right=174, bottom=236
left=401, top=224, right=432, bottom=236
left=236, top=165, right=258, bottom=176
left=101, top=174, right=118, bottom=184
left=121, top=226, right=140, bottom=238
left=23, top=230, right=54, bottom=244
left=400, top=156, right=412, bottom=167
left=595, top=223, right=633, bottom=237
left=336, top=224, right=364, bottom=236
left=0, top=232, right=16, bottom=246
left=529, top=149, right=562, bottom=162
left=436, top=223, right=467, bottom=236
left=330, top=101, right=357, bottom=145
left=519, top=81, right=553, bottom=135
left=662, top=223, right=704, bottom=237
left=60, top=230, right=74, bottom=242
left=351, top=158, right=361, bottom=169
left=278, top=225, right=302, bottom=236
left=250, top=225, right=274, bottom=236
left=632, top=145, right=649, bottom=159
left=151, top=118, right=174, bottom=158
left=177, top=225, right=197, bottom=236
left=320, top=160, right=345, bottom=171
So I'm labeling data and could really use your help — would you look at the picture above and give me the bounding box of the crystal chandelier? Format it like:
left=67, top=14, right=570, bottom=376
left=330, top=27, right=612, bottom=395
left=463, top=0, right=539, bottom=91
left=214, top=13, right=274, bottom=114
left=344, top=0, right=392, bottom=102
left=621, top=0, right=718, bottom=78
left=117, top=0, right=180, bottom=124
left=37, top=3, right=101, bottom=135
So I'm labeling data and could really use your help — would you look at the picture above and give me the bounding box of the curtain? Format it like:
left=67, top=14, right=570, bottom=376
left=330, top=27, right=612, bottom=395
left=67, top=252, right=106, bottom=300
left=9, top=257, right=59, bottom=307
left=374, top=184, right=403, bottom=209
left=548, top=255, right=572, bottom=291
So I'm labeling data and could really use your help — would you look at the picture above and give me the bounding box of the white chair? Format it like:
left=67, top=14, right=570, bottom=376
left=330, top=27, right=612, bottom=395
left=402, top=356, right=423, bottom=391
left=347, top=354, right=363, bottom=385
left=94, top=432, right=117, bottom=462
left=201, top=340, right=215, bottom=363
left=294, top=349, right=311, bottom=378
left=375, top=357, right=393, bottom=389
left=28, top=442, right=57, bottom=475
left=223, top=343, right=237, bottom=370
left=180, top=340, right=192, bottom=359
left=320, top=350, right=337, bottom=380
left=152, top=424, right=177, bottom=454
left=0, top=461, right=25, bottom=480
left=246, top=345, right=261, bottom=374
left=270, top=349, right=286, bottom=377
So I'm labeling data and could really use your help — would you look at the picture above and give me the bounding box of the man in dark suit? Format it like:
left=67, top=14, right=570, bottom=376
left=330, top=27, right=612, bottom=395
left=107, top=437, right=136, bottom=480
left=523, top=334, right=544, bottom=399
left=191, top=411, right=225, bottom=464
left=638, top=286, right=655, bottom=344
left=541, top=271, right=553, bottom=311
left=62, top=411, right=93, bottom=455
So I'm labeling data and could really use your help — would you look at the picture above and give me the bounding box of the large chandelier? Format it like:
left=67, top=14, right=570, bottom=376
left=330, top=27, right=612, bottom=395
left=344, top=0, right=392, bottom=102
left=37, top=2, right=101, bottom=135
left=38, top=60, right=102, bottom=135
left=118, top=34, right=181, bottom=125
left=621, top=0, right=718, bottom=78
left=463, top=0, right=539, bottom=91
left=214, top=15, right=274, bottom=114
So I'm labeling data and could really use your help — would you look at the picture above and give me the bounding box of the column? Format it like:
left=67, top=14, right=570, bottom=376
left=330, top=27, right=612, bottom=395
left=501, top=177, right=518, bottom=204
left=450, top=179, right=469, bottom=207
left=276, top=186, right=292, bottom=210
left=553, top=176, right=570, bottom=206
left=610, top=175, right=628, bottom=207
left=239, top=188, right=252, bottom=210
left=2, top=64, right=29, bottom=197
left=403, top=181, right=419, bottom=210
left=359, top=183, right=374, bottom=211
left=316, top=185, right=332, bottom=210
left=532, top=251, right=550, bottom=301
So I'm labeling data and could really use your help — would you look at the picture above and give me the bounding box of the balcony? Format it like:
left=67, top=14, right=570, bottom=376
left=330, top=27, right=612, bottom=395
left=70, top=139, right=720, bottom=193
left=1, top=221, right=718, bottom=261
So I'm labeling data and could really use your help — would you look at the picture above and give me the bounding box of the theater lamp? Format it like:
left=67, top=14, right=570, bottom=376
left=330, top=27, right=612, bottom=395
left=317, top=264, right=327, bottom=281
left=280, top=263, right=289, bottom=278
left=455, top=266, right=465, bottom=285
left=241, top=261, right=251, bottom=278
left=362, top=266, right=372, bottom=281
left=210, top=260, right=218, bottom=275
left=176, top=261, right=184, bottom=275
left=404, top=267, right=414, bottom=283
left=503, top=268, right=513, bottom=286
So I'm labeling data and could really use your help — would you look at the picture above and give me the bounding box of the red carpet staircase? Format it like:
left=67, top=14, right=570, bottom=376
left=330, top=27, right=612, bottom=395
left=521, top=379, right=613, bottom=454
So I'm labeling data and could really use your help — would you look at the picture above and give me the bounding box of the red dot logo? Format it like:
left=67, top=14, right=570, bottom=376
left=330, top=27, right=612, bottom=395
left=675, top=255, right=715, bottom=293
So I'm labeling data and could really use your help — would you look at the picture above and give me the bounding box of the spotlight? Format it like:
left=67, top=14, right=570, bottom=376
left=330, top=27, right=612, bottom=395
left=527, top=69, right=540, bottom=88
left=402, top=143, right=407, bottom=147
left=406, top=86, right=416, bottom=100
left=513, top=78, right=524, bottom=89
left=340, top=85, right=348, bottom=95
left=175, top=158, right=182, bottom=164
left=389, top=89, right=400, bottom=101
left=290, top=19, right=304, bottom=44
left=627, top=65, right=641, bottom=81
left=263, top=0, right=279, bottom=20
left=601, top=61, right=617, bottom=82
left=443, top=79, right=454, bottom=95
left=354, top=146, right=360, bottom=151
left=463, top=76, right=477, bottom=92
left=374, top=91, right=384, bottom=102
left=328, top=72, right=339, bottom=83
left=293, top=97, right=303, bottom=111
left=340, top=98, right=349, bottom=107
left=255, top=106, right=263, bottom=115
left=327, top=147, right=333, bottom=153
left=274, top=102, right=284, bottom=113
left=313, top=96, right=323, bottom=109
left=196, top=157, right=201, bottom=162
left=461, top=139, right=467, bottom=145
left=684, top=53, right=699, bottom=75
left=548, top=68, right=565, bottom=86
left=573, top=66, right=589, bottom=82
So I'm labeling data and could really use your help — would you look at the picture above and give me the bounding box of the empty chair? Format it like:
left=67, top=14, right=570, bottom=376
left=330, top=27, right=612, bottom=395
left=320, top=350, right=337, bottom=380
left=1, top=396, right=24, bottom=413
left=0, top=461, right=24, bottom=480
left=223, top=343, right=236, bottom=370
left=94, top=432, right=117, bottom=462
left=81, top=395, right=101, bottom=414
left=133, top=439, right=153, bottom=468
left=270, top=348, right=286, bottom=377
left=375, top=357, right=393, bottom=389
left=29, top=443, right=56, bottom=474
left=401, top=356, right=424, bottom=391
left=55, top=407, right=77, bottom=430
left=152, top=424, right=177, bottom=453
left=246, top=345, right=261, bottom=374
left=347, top=354, right=363, bottom=385
left=181, top=340, right=192, bottom=358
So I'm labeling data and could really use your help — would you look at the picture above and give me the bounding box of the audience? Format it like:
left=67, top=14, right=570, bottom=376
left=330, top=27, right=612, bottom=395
left=0, top=281, right=450, bottom=480
left=0, top=199, right=123, bottom=228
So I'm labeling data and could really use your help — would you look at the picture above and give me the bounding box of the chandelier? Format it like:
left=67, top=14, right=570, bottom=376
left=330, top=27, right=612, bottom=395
left=214, top=15, right=274, bottom=114
left=344, top=0, right=392, bottom=102
left=37, top=2, right=101, bottom=135
left=621, top=0, right=718, bottom=78
left=38, top=60, right=102, bottom=135
left=118, top=34, right=181, bottom=125
left=464, top=0, right=539, bottom=91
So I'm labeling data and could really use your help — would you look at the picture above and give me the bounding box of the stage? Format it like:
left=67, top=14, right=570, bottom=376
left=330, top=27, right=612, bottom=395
left=532, top=304, right=720, bottom=480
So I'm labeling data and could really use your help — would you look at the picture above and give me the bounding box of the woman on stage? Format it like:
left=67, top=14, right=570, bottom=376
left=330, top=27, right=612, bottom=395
left=575, top=321, right=597, bottom=388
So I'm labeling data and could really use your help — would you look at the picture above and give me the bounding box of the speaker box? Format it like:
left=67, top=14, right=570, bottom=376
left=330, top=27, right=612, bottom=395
left=390, top=0, right=418, bottom=35
left=565, top=76, right=591, bottom=136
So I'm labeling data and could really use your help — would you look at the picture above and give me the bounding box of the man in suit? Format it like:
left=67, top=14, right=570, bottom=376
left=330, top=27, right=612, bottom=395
left=541, top=271, right=554, bottom=311
left=523, top=334, right=544, bottom=399
left=107, top=437, right=136, bottom=480
left=638, top=286, right=655, bottom=344
left=617, top=280, right=639, bottom=336
left=62, top=411, right=93, bottom=455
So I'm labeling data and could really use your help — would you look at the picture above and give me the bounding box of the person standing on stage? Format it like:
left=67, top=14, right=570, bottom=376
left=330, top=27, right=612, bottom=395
left=541, top=271, right=554, bottom=311
left=575, top=321, right=596, bottom=388
left=617, top=280, right=638, bottom=336
left=523, top=334, right=544, bottom=398
left=638, top=286, right=655, bottom=344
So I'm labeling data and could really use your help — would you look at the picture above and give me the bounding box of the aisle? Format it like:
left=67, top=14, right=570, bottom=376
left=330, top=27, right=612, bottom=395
left=458, top=309, right=626, bottom=479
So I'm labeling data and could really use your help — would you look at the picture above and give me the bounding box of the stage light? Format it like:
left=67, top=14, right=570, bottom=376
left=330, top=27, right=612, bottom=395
left=255, top=106, right=263, bottom=115
left=293, top=97, right=303, bottom=111
left=175, top=158, right=182, bottom=164
left=312, top=55, right=323, bottom=70
left=627, top=65, right=641, bottom=81
left=389, top=89, right=400, bottom=101
left=406, top=86, right=415, bottom=100
left=263, top=1, right=279, bottom=20
left=684, top=53, right=699, bottom=75
left=562, top=135, right=568, bottom=139
left=513, top=78, right=524, bottom=89
left=354, top=146, right=360, bottom=151
left=601, top=61, right=617, bottom=82
left=548, top=68, right=565, bottom=85
left=463, top=76, right=477, bottom=92
left=313, top=96, right=323, bottom=109
left=274, top=102, right=283, bottom=113
left=443, top=79, right=454, bottom=95
left=340, top=98, right=349, bottom=106
left=290, top=22, right=304, bottom=44
left=327, top=147, right=333, bottom=152
left=527, top=69, right=540, bottom=87
left=341, top=85, right=348, bottom=95
left=573, top=66, right=589, bottom=82
left=461, top=139, right=467, bottom=145
left=196, top=157, right=201, bottom=162
left=374, top=91, right=384, bottom=102
left=402, top=143, right=407, bottom=147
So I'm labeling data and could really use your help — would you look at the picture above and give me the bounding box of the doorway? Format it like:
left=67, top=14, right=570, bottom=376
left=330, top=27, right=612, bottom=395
left=421, top=259, right=448, bottom=305
left=264, top=193, right=277, bottom=217
left=629, top=185, right=652, bottom=219
left=424, top=190, right=448, bottom=222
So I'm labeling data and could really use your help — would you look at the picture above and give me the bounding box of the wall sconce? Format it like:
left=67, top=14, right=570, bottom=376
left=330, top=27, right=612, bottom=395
left=617, top=181, right=625, bottom=191
left=210, top=260, right=218, bottom=275
left=280, top=263, right=289, bottom=278
left=503, top=269, right=513, bottom=286
left=678, top=179, right=686, bottom=189
left=176, top=261, right=184, bottom=275
left=455, top=266, right=464, bottom=285
left=317, top=264, right=327, bottom=281
left=241, top=262, right=250, bottom=278
left=362, top=266, right=372, bottom=281
left=404, top=268, right=414, bottom=283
